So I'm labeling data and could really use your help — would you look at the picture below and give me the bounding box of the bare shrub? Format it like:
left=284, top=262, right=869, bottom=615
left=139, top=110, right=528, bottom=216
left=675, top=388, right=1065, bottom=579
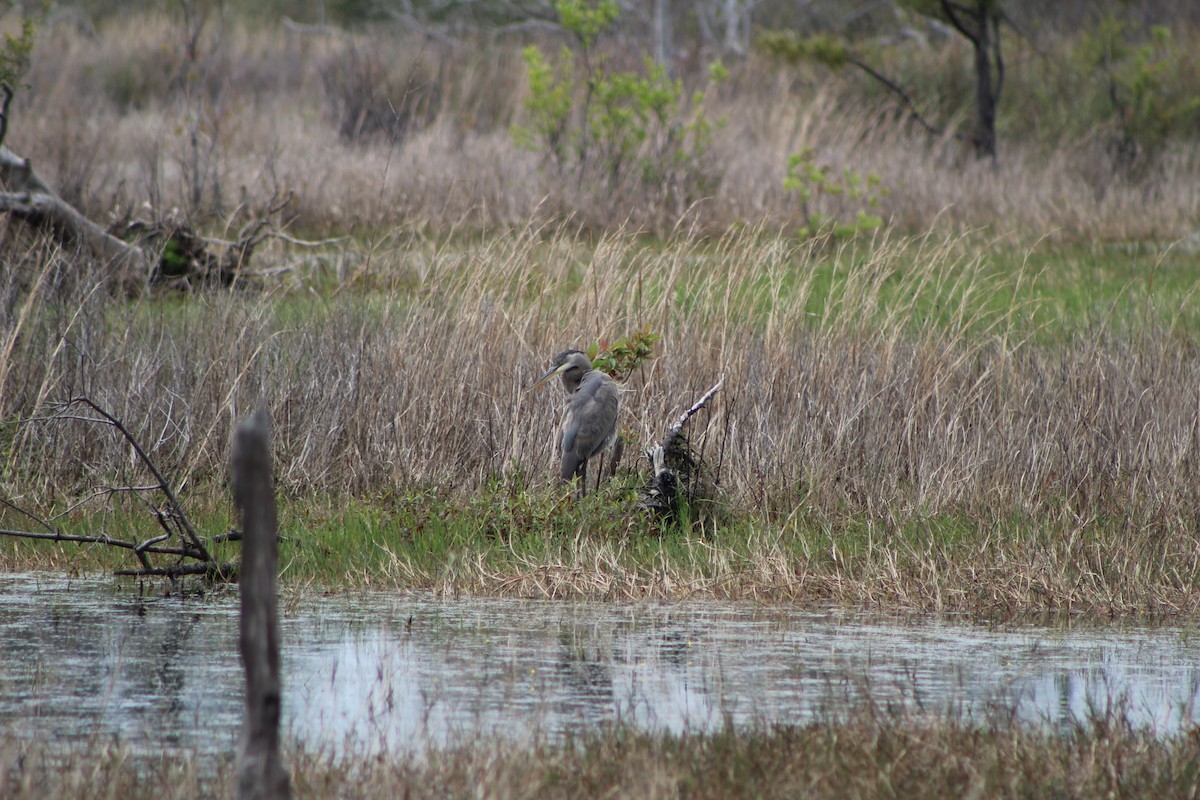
left=319, top=36, right=443, bottom=145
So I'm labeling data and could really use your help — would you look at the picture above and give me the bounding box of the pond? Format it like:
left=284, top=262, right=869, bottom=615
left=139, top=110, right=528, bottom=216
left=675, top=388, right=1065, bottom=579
left=0, top=572, right=1197, bottom=760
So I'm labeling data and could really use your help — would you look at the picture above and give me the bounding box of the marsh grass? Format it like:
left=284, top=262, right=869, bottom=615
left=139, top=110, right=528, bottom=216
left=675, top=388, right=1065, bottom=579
left=4, top=701, right=1198, bottom=799
left=2, top=226, right=1200, bottom=614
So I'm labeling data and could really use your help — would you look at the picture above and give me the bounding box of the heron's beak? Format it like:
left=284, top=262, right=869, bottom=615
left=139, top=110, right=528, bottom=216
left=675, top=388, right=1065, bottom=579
left=530, top=363, right=565, bottom=390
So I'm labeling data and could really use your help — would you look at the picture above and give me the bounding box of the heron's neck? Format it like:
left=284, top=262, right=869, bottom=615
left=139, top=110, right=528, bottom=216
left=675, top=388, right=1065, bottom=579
left=562, top=371, right=587, bottom=393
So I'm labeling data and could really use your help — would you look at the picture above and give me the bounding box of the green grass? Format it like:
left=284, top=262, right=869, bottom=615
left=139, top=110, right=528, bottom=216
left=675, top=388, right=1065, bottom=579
left=6, top=473, right=1193, bottom=617
left=33, top=234, right=1200, bottom=360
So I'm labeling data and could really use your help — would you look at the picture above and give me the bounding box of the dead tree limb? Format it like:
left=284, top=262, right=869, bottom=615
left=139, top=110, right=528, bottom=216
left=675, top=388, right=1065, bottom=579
left=234, top=406, right=291, bottom=800
left=114, top=560, right=236, bottom=579
left=0, top=527, right=198, bottom=555
left=660, top=377, right=725, bottom=455
left=0, top=395, right=223, bottom=579
left=640, top=376, right=724, bottom=516
left=0, top=83, right=287, bottom=291
left=47, top=396, right=212, bottom=563
left=0, top=141, right=152, bottom=285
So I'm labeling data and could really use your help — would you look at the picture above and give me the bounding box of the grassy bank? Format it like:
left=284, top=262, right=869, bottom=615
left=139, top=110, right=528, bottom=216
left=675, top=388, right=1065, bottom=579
left=4, top=705, right=1199, bottom=799
left=2, top=230, right=1199, bottom=616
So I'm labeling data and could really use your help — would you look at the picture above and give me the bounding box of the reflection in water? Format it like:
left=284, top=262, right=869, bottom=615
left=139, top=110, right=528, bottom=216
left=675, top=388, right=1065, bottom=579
left=0, top=572, right=1197, bottom=760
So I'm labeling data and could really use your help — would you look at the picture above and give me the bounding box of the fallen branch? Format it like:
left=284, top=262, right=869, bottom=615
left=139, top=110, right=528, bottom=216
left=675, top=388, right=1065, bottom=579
left=0, top=148, right=152, bottom=284
left=114, top=561, right=237, bottom=579
left=0, top=527, right=196, bottom=557
left=1, top=395, right=220, bottom=579
left=47, top=396, right=212, bottom=562
left=0, top=82, right=289, bottom=291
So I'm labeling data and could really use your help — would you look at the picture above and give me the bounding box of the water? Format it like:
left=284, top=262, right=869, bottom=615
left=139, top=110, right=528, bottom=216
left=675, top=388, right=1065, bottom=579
left=0, top=572, right=1197, bottom=760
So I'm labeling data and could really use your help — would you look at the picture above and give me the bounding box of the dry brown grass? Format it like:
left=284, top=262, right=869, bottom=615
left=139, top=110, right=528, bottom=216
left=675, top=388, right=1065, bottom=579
left=8, top=13, right=1199, bottom=238
left=3, top=12, right=1200, bottom=613
left=3, top=228, right=1196, bottom=512
left=4, top=703, right=1199, bottom=799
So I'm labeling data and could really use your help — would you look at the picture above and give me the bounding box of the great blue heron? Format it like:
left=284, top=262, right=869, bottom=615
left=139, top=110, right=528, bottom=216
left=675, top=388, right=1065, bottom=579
left=531, top=349, right=619, bottom=494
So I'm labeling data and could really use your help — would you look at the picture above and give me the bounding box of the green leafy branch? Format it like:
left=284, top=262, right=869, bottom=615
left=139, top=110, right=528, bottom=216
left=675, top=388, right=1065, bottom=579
left=1075, top=16, right=1200, bottom=176
left=512, top=0, right=727, bottom=204
left=784, top=147, right=888, bottom=240
left=587, top=327, right=660, bottom=382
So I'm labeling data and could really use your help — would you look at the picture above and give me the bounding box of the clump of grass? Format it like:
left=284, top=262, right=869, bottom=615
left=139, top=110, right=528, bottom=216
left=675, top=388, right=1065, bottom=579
left=4, top=700, right=1199, bottom=799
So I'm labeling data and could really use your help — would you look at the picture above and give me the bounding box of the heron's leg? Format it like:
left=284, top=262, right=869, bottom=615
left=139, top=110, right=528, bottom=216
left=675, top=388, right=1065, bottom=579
left=579, top=459, right=589, bottom=498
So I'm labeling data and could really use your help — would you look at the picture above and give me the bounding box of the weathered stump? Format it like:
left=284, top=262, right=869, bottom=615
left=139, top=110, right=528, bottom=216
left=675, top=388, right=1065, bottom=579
left=233, top=407, right=291, bottom=800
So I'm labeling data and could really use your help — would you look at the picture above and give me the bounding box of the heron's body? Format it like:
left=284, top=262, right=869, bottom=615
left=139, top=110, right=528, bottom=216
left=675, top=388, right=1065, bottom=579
left=532, top=350, right=620, bottom=493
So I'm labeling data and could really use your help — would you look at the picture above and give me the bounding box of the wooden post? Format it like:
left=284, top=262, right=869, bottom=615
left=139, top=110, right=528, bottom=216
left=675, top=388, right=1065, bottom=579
left=233, top=407, right=291, bottom=800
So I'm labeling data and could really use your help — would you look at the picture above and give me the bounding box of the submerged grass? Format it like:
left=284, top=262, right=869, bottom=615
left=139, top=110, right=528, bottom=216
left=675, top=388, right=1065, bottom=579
left=4, top=702, right=1199, bottom=799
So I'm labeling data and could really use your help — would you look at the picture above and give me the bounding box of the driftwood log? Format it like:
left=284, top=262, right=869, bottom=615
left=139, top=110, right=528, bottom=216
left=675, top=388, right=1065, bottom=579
left=234, top=407, right=291, bottom=800
left=0, top=143, right=152, bottom=283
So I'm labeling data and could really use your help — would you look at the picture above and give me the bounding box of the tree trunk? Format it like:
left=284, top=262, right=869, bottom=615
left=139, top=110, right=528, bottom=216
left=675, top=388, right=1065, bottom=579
left=940, top=0, right=1003, bottom=163
left=654, top=0, right=672, bottom=76
left=971, top=8, right=999, bottom=162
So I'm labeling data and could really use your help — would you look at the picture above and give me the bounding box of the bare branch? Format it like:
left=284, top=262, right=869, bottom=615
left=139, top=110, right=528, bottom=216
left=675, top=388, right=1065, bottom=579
left=5, top=396, right=232, bottom=579
left=46, top=484, right=163, bottom=523
left=0, top=527, right=196, bottom=556
left=845, top=56, right=954, bottom=141
left=0, top=495, right=56, bottom=534
left=939, top=0, right=979, bottom=43
left=53, top=397, right=211, bottom=562
left=661, top=376, right=724, bottom=450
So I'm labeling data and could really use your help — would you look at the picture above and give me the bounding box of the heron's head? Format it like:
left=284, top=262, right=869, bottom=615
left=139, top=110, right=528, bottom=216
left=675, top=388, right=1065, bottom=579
left=531, top=349, right=592, bottom=391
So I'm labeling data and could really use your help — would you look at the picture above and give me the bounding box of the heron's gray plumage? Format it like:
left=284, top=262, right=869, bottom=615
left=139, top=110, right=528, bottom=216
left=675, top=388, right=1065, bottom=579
left=532, top=349, right=620, bottom=493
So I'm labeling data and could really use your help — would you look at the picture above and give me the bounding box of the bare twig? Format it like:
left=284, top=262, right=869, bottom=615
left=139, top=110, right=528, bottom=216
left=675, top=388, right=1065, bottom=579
left=0, top=495, right=56, bottom=534
left=0, top=527, right=195, bottom=556
left=845, top=57, right=956, bottom=141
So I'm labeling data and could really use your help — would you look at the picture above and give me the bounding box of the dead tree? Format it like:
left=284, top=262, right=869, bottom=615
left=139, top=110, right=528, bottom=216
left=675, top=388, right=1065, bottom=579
left=234, top=406, right=291, bottom=800
left=639, top=376, right=724, bottom=516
